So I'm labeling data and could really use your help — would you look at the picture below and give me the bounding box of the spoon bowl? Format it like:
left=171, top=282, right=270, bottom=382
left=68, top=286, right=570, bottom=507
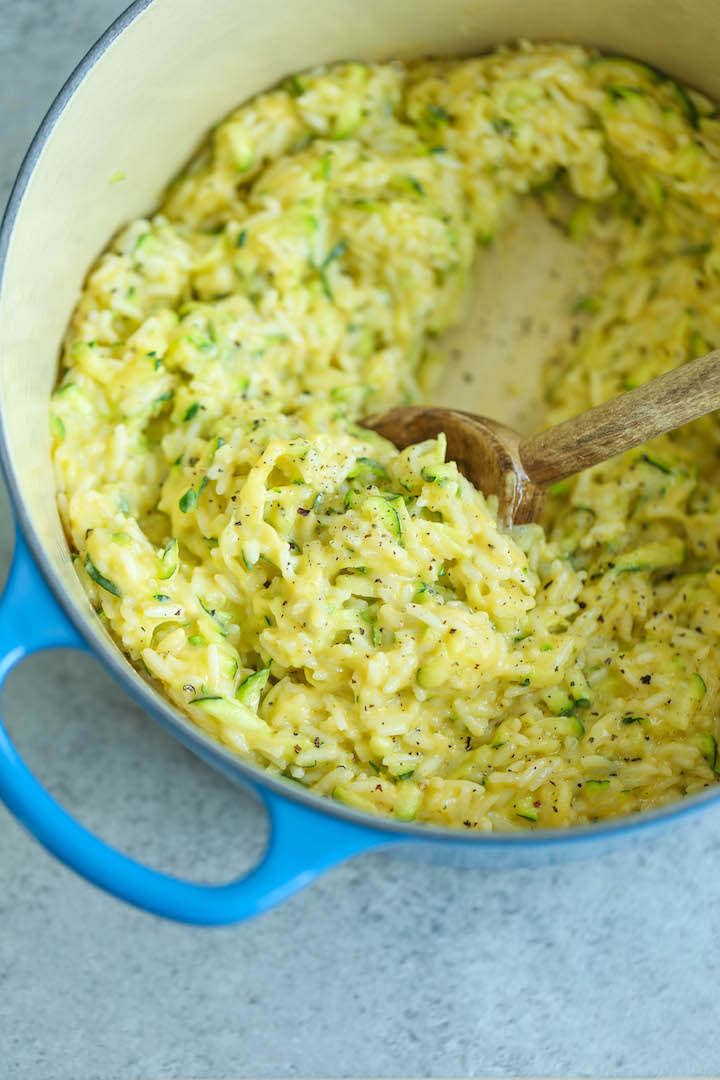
left=363, top=406, right=545, bottom=524
left=364, top=348, right=720, bottom=525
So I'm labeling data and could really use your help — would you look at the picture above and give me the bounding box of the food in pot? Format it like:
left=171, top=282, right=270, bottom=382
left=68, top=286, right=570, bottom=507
left=52, top=43, right=720, bottom=828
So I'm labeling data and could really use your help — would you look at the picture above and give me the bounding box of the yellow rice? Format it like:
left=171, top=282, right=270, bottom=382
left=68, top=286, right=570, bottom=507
left=52, top=42, right=720, bottom=829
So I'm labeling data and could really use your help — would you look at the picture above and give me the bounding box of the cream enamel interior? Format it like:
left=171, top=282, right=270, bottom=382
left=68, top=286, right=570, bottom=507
left=4, top=0, right=720, bottom=825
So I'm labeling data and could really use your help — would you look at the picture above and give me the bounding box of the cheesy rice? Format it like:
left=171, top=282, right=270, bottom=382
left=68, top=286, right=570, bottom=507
left=52, top=43, right=720, bottom=829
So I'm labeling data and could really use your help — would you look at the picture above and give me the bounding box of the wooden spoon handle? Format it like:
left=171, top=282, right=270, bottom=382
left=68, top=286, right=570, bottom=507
left=520, top=348, right=720, bottom=487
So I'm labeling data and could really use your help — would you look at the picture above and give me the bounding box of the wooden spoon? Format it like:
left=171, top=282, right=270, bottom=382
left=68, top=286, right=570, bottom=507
left=363, top=348, right=720, bottom=525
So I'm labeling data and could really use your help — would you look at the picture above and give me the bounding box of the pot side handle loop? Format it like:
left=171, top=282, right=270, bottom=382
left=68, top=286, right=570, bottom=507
left=0, top=530, right=387, bottom=924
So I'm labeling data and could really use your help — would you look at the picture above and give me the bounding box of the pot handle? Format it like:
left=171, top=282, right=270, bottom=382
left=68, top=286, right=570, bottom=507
left=0, top=529, right=390, bottom=924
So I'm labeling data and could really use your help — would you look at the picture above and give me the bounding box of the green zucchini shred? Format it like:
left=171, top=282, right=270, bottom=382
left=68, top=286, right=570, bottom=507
left=515, top=799, right=539, bottom=822
left=179, top=488, right=198, bottom=513
left=693, top=731, right=718, bottom=771
left=424, top=103, right=450, bottom=125
left=236, top=667, right=270, bottom=711
left=159, top=538, right=179, bottom=579
left=84, top=555, right=121, bottom=597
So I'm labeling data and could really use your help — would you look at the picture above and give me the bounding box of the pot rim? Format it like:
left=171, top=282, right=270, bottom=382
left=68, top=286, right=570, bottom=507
left=1, top=0, right=718, bottom=848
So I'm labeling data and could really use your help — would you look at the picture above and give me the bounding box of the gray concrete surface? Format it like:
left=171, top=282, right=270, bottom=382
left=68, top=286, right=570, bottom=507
left=1, top=3, right=719, bottom=1078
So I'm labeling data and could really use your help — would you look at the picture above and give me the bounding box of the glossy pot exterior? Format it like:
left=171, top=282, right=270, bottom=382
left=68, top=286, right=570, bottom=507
left=2, top=0, right=720, bottom=924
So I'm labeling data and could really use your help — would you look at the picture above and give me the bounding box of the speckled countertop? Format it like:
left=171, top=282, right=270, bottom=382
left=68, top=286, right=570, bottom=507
left=1, top=3, right=719, bottom=1078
